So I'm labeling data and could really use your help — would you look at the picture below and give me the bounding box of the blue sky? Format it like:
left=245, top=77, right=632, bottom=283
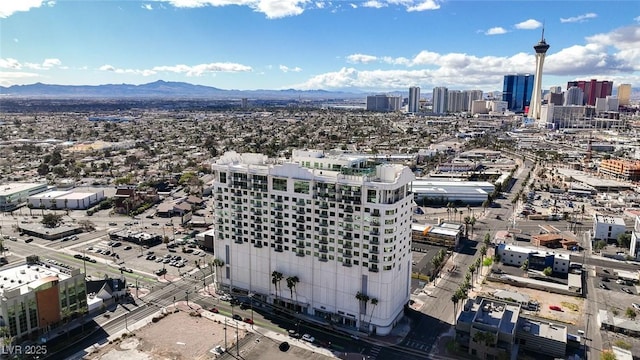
left=1, top=0, right=639, bottom=93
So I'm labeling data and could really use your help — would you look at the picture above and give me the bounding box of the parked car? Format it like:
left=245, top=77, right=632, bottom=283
left=622, top=288, right=633, bottom=294
left=549, top=305, right=562, bottom=312
left=108, top=222, right=117, bottom=226
left=25, top=238, right=34, bottom=243
left=288, top=330, right=301, bottom=338
left=84, top=256, right=97, bottom=263
left=74, top=254, right=84, bottom=260
left=632, top=303, right=640, bottom=310
left=212, top=345, right=225, bottom=355
left=119, top=266, right=133, bottom=273
left=599, top=283, right=609, bottom=290
left=243, top=317, right=254, bottom=324
left=155, top=268, right=167, bottom=276
left=124, top=246, right=132, bottom=250
left=301, top=334, right=315, bottom=343
left=232, top=314, right=242, bottom=321
left=210, top=307, right=219, bottom=313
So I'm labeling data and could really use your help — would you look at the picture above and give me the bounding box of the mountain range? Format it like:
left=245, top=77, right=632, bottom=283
left=0, top=80, right=369, bottom=100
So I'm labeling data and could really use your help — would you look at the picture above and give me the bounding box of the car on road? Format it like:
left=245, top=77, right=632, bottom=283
left=622, top=288, right=633, bottom=294
left=549, top=305, right=563, bottom=311
left=599, top=283, right=609, bottom=290
left=25, top=238, right=34, bottom=243
left=124, top=246, right=132, bottom=250
left=616, top=279, right=626, bottom=284
left=84, top=256, right=97, bottom=263
left=108, top=222, right=117, bottom=226
left=632, top=303, right=640, bottom=310
left=601, top=277, right=609, bottom=282
left=301, top=334, right=315, bottom=343
left=210, top=307, right=219, bottom=313
left=74, top=254, right=84, bottom=260
left=212, top=345, right=225, bottom=355
left=124, top=223, right=133, bottom=226
left=220, top=295, right=232, bottom=301
left=243, top=317, right=254, bottom=324
left=232, top=314, right=242, bottom=321
left=154, top=268, right=167, bottom=276
left=288, top=330, right=301, bottom=339
left=151, top=222, right=159, bottom=226
left=119, top=266, right=133, bottom=273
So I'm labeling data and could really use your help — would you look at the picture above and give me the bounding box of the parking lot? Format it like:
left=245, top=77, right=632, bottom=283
left=596, top=267, right=637, bottom=295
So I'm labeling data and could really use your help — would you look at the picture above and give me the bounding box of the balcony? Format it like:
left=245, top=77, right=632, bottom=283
left=320, top=230, right=328, bottom=236
left=254, top=235, right=263, bottom=241
left=319, top=257, right=328, bottom=262
left=296, top=217, right=305, bottom=223
left=274, top=206, right=283, bottom=212
left=369, top=267, right=379, bottom=273
left=342, top=262, right=352, bottom=267
left=370, top=238, right=380, bottom=245
left=319, top=247, right=328, bottom=253
left=254, top=242, right=263, bottom=248
left=275, top=247, right=284, bottom=253
left=319, top=239, right=328, bottom=244
left=275, top=214, right=283, bottom=220
left=371, top=211, right=380, bottom=217
left=319, top=213, right=328, bottom=218
left=343, top=234, right=353, bottom=241
left=296, top=252, right=305, bottom=257
left=275, top=222, right=283, bottom=228
left=275, top=197, right=283, bottom=203
left=254, top=194, right=262, bottom=200
left=370, top=220, right=380, bottom=226
left=215, top=204, right=223, bottom=209
left=254, top=202, right=262, bottom=208
left=370, top=257, right=379, bottom=263
left=320, top=203, right=329, bottom=210
left=274, top=231, right=283, bottom=236
left=215, top=188, right=223, bottom=194
left=343, top=225, right=353, bottom=232
left=344, top=252, right=352, bottom=258
left=234, top=199, right=242, bottom=205
left=296, top=208, right=305, bottom=215
left=216, top=218, right=223, bottom=224
left=234, top=239, right=243, bottom=244
left=344, top=216, right=353, bottom=222
left=370, top=229, right=379, bottom=236
left=296, top=243, right=305, bottom=249
left=297, top=226, right=305, bottom=232
left=344, top=206, right=354, bottom=213
left=216, top=195, right=223, bottom=201
left=296, top=234, right=305, bottom=241
left=344, top=243, right=352, bottom=249
left=370, top=248, right=379, bottom=254
left=319, top=222, right=328, bottom=227
left=255, top=218, right=262, bottom=224
left=274, top=239, right=283, bottom=244
left=297, top=199, right=306, bottom=206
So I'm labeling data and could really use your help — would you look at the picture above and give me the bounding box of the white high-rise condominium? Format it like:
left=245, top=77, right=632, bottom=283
left=447, top=90, right=465, bottom=113
left=408, top=86, right=420, bottom=113
left=549, top=86, right=562, bottom=94
left=564, top=86, right=584, bottom=106
left=464, top=90, right=483, bottom=111
left=432, top=87, right=448, bottom=114
left=211, top=150, right=415, bottom=335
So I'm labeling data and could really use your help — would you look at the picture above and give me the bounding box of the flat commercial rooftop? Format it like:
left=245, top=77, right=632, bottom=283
left=520, top=318, right=567, bottom=343
left=0, top=183, right=47, bottom=197
left=0, top=263, right=71, bottom=297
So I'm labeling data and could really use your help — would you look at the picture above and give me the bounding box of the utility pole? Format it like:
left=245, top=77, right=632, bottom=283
left=185, top=290, right=190, bottom=306
left=224, top=318, right=227, bottom=350
left=235, top=320, right=239, bottom=356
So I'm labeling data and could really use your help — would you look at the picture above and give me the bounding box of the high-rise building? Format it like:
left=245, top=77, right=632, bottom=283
left=464, top=90, right=483, bottom=111
left=566, top=79, right=613, bottom=106
left=564, top=86, right=584, bottom=106
left=617, top=84, right=632, bottom=106
left=408, top=86, right=420, bottom=113
left=528, top=30, right=550, bottom=120
left=549, top=86, right=562, bottom=94
left=502, top=74, right=534, bottom=113
left=447, top=90, right=465, bottom=113
left=211, top=150, right=415, bottom=335
left=432, top=87, right=448, bottom=114
left=366, top=95, right=402, bottom=112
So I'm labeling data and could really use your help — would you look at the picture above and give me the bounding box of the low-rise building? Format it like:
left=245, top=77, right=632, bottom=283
left=0, top=258, right=87, bottom=342
left=108, top=229, right=162, bottom=246
left=592, top=214, right=626, bottom=242
left=411, top=222, right=463, bottom=249
left=28, top=189, right=105, bottom=210
left=630, top=215, right=640, bottom=260
left=0, top=183, right=49, bottom=211
left=496, top=244, right=570, bottom=274
left=598, top=159, right=640, bottom=181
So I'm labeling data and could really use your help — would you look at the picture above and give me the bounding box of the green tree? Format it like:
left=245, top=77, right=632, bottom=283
left=41, top=213, right=63, bottom=228
left=600, top=350, right=617, bottom=360
left=543, top=266, right=553, bottom=276
left=368, top=298, right=379, bottom=325
left=626, top=307, right=637, bottom=319
left=286, top=275, right=300, bottom=300
left=355, top=291, right=370, bottom=329
left=617, top=233, right=632, bottom=249
left=520, top=259, right=529, bottom=272
left=594, top=240, right=607, bottom=251
left=212, top=258, right=225, bottom=289
left=484, top=232, right=491, bottom=246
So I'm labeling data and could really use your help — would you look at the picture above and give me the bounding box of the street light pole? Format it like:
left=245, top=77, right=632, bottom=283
left=185, top=290, right=190, bottom=306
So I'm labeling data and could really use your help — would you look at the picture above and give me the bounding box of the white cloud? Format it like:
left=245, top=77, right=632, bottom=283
left=407, top=0, right=440, bottom=12
left=294, top=25, right=640, bottom=91
left=346, top=54, right=378, bottom=64
left=315, top=1, right=325, bottom=9
left=0, top=58, right=22, bottom=70
left=635, top=16, right=640, bottom=23
left=0, top=58, right=61, bottom=70
left=560, top=13, right=597, bottom=23
left=279, top=65, right=302, bottom=72
left=349, top=3, right=357, bottom=9
left=485, top=27, right=507, bottom=35
left=142, top=4, right=153, bottom=10
left=362, top=1, right=386, bottom=9
left=98, top=62, right=253, bottom=77
left=0, top=0, right=55, bottom=18
left=515, top=19, right=542, bottom=30
left=165, top=0, right=307, bottom=19
left=0, top=72, right=40, bottom=86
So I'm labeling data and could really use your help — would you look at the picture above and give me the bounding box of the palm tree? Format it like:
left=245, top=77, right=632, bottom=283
left=468, top=263, right=476, bottom=286
left=355, top=291, right=370, bottom=329
left=212, top=258, right=225, bottom=289
left=469, top=216, right=476, bottom=235
left=520, top=259, right=529, bottom=275
left=446, top=202, right=453, bottom=220
left=271, top=271, right=283, bottom=301
left=463, top=216, right=471, bottom=237
left=64, top=198, right=69, bottom=215
left=368, top=298, right=379, bottom=325
left=286, top=276, right=300, bottom=301
left=451, top=293, right=459, bottom=322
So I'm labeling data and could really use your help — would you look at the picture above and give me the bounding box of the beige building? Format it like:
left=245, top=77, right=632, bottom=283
left=617, top=83, right=631, bottom=106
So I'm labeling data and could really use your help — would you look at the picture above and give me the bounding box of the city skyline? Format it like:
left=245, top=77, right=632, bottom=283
left=1, top=1, right=639, bottom=92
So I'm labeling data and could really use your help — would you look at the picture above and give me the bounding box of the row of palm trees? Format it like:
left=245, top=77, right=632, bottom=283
left=450, top=234, right=491, bottom=322
left=271, top=271, right=300, bottom=303
left=355, top=291, right=379, bottom=332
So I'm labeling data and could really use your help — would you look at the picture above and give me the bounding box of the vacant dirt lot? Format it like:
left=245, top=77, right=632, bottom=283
left=88, top=307, right=247, bottom=360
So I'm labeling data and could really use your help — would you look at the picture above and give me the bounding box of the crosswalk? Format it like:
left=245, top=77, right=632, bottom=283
left=368, top=345, right=381, bottom=359
left=402, top=339, right=431, bottom=352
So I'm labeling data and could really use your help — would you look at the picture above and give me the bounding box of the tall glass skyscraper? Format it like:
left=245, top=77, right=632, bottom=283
left=502, top=74, right=534, bottom=113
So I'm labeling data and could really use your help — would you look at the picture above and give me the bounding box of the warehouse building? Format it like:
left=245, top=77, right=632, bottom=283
left=28, top=189, right=105, bottom=210
left=0, top=183, right=49, bottom=211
